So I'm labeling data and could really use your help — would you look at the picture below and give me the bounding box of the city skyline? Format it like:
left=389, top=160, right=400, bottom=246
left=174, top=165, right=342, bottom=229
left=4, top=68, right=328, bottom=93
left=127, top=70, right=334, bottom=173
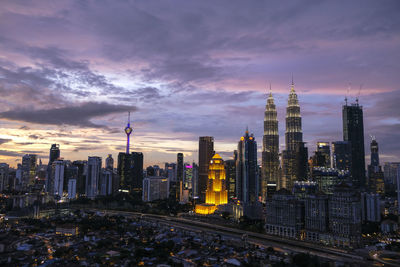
left=0, top=1, right=399, bottom=167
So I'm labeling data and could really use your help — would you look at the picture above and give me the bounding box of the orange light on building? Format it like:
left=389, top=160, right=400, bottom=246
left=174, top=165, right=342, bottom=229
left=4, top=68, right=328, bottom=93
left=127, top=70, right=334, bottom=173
left=196, top=153, right=228, bottom=214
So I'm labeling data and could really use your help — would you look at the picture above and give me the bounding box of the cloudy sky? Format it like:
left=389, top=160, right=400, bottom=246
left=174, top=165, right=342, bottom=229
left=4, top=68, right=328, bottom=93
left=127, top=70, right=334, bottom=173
left=0, top=0, right=399, bottom=168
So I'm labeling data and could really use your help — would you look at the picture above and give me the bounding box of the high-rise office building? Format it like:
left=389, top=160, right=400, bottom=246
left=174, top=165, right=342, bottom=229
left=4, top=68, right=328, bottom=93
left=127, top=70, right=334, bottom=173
left=49, top=144, right=60, bottom=164
left=52, top=160, right=65, bottom=197
left=106, top=154, right=114, bottom=171
left=0, top=163, right=9, bottom=192
left=22, top=154, right=37, bottom=189
left=311, top=167, right=349, bottom=195
left=225, top=157, right=236, bottom=201
left=361, top=192, right=381, bottom=223
left=165, top=163, right=177, bottom=181
left=191, top=163, right=199, bottom=198
left=261, top=90, right=279, bottom=201
left=72, top=160, right=87, bottom=196
left=183, top=163, right=193, bottom=189
left=384, top=162, right=400, bottom=195
left=142, top=176, right=169, bottom=202
left=316, top=142, right=331, bottom=168
left=171, top=153, right=184, bottom=201
left=68, top=178, right=77, bottom=199
left=118, top=152, right=143, bottom=193
left=332, top=141, right=352, bottom=172
left=86, top=156, right=102, bottom=199
left=282, top=80, right=307, bottom=190
left=236, top=129, right=258, bottom=203
left=64, top=161, right=78, bottom=195
left=367, top=138, right=384, bottom=194
left=177, top=153, right=184, bottom=182
left=343, top=101, right=366, bottom=188
left=198, top=136, right=214, bottom=202
left=100, top=169, right=113, bottom=196
left=47, top=144, right=60, bottom=192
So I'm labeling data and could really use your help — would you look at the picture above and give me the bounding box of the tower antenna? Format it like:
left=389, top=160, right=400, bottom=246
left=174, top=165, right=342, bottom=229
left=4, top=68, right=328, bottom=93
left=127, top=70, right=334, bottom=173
left=356, top=84, right=363, bottom=105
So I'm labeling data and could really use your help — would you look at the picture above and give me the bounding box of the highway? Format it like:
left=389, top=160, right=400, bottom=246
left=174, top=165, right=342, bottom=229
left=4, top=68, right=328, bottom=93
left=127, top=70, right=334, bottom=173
left=97, top=209, right=371, bottom=265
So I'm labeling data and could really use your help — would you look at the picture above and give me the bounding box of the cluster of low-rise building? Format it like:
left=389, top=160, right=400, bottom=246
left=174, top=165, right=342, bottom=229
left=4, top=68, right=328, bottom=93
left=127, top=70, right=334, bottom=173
left=0, top=211, right=309, bottom=266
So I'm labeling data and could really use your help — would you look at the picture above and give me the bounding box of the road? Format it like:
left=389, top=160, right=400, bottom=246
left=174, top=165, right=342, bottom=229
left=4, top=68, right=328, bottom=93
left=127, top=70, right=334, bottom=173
left=97, top=209, right=371, bottom=265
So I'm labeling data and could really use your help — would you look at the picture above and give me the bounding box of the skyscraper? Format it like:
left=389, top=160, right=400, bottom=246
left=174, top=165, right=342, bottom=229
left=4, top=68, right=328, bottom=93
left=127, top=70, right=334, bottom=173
left=86, top=156, right=102, bottom=199
left=51, top=160, right=65, bottom=197
left=177, top=153, right=184, bottom=182
left=22, top=154, right=37, bottom=189
left=198, top=136, right=214, bottom=202
left=316, top=142, right=331, bottom=168
left=282, top=80, right=307, bottom=190
left=236, top=129, right=258, bottom=203
left=106, top=154, right=114, bottom=171
left=0, top=163, right=9, bottom=192
left=118, top=152, right=143, bottom=193
left=172, top=153, right=184, bottom=201
left=384, top=162, right=400, bottom=195
left=46, top=144, right=60, bottom=192
left=225, top=157, right=236, bottom=201
left=367, top=138, right=384, bottom=194
left=72, top=160, right=87, bottom=197
left=343, top=101, right=366, bottom=188
left=261, top=89, right=279, bottom=201
left=49, top=144, right=60, bottom=164
left=332, top=141, right=352, bottom=172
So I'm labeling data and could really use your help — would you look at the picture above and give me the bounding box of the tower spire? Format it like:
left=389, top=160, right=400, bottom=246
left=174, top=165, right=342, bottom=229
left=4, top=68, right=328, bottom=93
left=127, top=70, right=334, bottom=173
left=290, top=74, right=295, bottom=92
left=124, top=112, right=133, bottom=154
left=269, top=83, right=272, bottom=97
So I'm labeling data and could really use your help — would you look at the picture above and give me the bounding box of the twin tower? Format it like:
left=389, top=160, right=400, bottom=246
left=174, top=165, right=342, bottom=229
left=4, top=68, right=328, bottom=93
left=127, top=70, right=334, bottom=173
left=261, top=80, right=307, bottom=201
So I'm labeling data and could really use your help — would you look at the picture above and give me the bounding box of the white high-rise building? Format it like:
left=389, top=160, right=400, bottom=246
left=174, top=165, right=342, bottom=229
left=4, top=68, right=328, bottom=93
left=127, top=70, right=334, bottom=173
left=143, top=176, right=169, bottom=202
left=361, top=192, right=381, bottom=223
left=52, top=160, right=65, bottom=197
left=68, top=179, right=77, bottom=199
left=100, top=170, right=113, bottom=196
left=86, top=157, right=102, bottom=199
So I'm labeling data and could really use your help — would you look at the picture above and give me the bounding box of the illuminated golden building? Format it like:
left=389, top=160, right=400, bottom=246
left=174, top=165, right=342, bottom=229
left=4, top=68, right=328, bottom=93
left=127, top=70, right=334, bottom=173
left=195, top=153, right=227, bottom=214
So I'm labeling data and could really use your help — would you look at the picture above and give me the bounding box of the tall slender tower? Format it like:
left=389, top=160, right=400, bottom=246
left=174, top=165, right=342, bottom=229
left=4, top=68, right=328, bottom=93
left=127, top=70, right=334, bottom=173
left=282, top=79, right=307, bottom=190
left=198, top=137, right=214, bottom=202
left=367, top=137, right=384, bottom=194
left=285, top=79, right=302, bottom=149
left=343, top=101, right=366, bottom=188
left=125, top=112, right=133, bottom=154
left=261, top=86, right=279, bottom=201
left=236, top=129, right=258, bottom=203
